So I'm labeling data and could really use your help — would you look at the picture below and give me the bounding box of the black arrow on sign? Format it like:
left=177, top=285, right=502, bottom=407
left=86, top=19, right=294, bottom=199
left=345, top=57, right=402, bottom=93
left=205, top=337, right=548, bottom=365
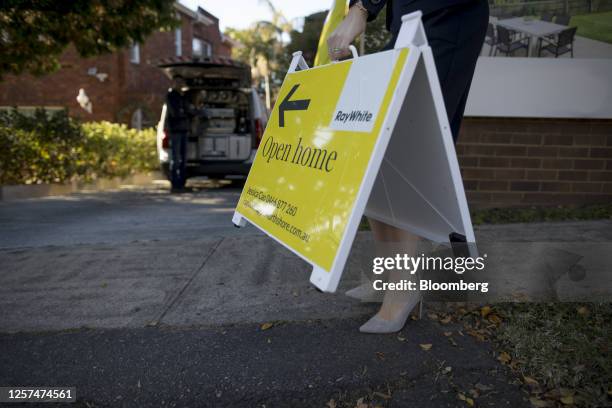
left=278, top=84, right=310, bottom=127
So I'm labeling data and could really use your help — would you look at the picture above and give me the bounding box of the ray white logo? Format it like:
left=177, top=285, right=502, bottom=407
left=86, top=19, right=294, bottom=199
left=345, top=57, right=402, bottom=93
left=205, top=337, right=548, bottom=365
left=329, top=50, right=397, bottom=133
left=333, top=110, right=373, bottom=124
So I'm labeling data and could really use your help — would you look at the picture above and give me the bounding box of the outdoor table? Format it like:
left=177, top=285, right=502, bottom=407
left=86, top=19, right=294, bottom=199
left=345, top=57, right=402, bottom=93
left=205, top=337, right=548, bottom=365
left=496, top=17, right=567, bottom=56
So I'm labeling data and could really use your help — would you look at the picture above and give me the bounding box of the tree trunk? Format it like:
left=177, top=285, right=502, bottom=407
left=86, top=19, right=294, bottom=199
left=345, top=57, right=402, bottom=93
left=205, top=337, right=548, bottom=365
left=264, top=74, right=271, bottom=111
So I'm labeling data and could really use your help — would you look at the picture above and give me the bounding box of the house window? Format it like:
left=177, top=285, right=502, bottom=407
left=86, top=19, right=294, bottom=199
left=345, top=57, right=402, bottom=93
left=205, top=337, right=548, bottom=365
left=129, top=43, right=140, bottom=64
left=175, top=28, right=182, bottom=57
left=192, top=38, right=212, bottom=58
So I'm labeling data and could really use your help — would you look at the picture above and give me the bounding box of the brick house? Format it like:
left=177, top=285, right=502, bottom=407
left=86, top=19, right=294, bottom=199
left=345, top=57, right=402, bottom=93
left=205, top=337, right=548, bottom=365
left=0, top=3, right=233, bottom=128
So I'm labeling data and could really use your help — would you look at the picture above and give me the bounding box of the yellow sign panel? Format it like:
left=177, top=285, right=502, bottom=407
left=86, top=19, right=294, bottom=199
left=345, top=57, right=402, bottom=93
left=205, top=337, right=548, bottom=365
left=236, top=49, right=409, bottom=272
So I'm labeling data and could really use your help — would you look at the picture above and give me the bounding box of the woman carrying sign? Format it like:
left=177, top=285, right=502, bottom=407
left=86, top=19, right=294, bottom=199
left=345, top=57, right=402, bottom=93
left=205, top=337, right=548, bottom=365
left=328, top=0, right=488, bottom=333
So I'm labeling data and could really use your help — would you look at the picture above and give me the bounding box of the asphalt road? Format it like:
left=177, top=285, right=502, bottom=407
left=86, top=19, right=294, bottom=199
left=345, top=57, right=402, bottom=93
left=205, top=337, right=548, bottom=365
left=0, top=180, right=556, bottom=407
left=0, top=319, right=527, bottom=408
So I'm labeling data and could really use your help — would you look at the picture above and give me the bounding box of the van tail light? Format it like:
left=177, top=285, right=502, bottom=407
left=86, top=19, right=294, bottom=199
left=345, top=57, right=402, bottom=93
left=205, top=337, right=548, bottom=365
left=254, top=119, right=263, bottom=147
left=162, top=129, right=169, bottom=149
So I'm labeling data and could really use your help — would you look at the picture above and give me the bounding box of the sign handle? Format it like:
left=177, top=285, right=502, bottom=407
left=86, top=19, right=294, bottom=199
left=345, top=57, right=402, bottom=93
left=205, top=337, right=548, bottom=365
left=394, top=11, right=428, bottom=49
left=348, top=45, right=359, bottom=59
left=288, top=51, right=309, bottom=73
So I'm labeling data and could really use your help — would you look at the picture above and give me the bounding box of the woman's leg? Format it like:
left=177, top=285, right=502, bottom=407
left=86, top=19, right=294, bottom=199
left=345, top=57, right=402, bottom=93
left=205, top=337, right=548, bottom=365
left=359, top=218, right=423, bottom=333
left=360, top=0, right=488, bottom=333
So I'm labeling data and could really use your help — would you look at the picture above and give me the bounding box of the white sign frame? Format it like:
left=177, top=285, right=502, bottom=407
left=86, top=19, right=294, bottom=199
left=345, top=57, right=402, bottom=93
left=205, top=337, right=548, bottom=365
left=233, top=12, right=477, bottom=293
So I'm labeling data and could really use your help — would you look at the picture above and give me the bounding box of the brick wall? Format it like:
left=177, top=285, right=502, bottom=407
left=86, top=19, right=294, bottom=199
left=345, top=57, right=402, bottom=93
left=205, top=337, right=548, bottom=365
left=0, top=48, right=122, bottom=123
left=0, top=9, right=231, bottom=126
left=457, top=118, right=612, bottom=208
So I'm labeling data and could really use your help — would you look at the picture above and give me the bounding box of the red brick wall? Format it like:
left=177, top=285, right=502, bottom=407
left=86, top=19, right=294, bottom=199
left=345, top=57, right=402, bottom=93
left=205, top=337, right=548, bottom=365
left=0, top=48, right=122, bottom=123
left=457, top=118, right=612, bottom=208
left=0, top=9, right=231, bottom=126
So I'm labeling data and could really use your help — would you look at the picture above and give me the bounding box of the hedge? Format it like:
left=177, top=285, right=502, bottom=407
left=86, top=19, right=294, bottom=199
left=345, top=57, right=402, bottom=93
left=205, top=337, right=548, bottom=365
left=0, top=108, right=158, bottom=185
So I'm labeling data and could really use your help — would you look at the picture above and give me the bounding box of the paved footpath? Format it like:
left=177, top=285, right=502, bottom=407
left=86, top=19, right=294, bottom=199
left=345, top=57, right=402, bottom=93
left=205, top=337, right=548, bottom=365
left=1, top=182, right=609, bottom=406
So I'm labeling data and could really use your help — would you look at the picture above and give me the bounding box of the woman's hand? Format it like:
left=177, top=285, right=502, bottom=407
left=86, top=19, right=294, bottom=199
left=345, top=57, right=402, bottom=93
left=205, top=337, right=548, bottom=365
left=327, top=3, right=367, bottom=60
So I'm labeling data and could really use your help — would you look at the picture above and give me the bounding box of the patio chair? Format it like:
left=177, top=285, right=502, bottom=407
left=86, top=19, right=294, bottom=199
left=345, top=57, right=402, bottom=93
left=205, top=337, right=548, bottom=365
left=484, top=23, right=497, bottom=56
left=555, top=14, right=571, bottom=26
left=541, top=12, right=554, bottom=22
left=494, top=25, right=530, bottom=56
left=538, top=26, right=577, bottom=58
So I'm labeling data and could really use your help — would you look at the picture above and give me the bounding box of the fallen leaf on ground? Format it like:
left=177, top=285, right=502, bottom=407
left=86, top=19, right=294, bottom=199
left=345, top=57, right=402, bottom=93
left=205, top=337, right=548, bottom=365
left=466, top=329, right=486, bottom=342
left=397, top=334, right=406, bottom=342
left=443, top=331, right=453, bottom=337
left=355, top=397, right=368, bottom=408
left=480, top=305, right=492, bottom=318
left=373, top=391, right=391, bottom=400
left=523, top=376, right=539, bottom=386
left=448, top=337, right=458, bottom=347
left=375, top=351, right=385, bottom=360
left=260, top=322, right=274, bottom=331
left=529, top=397, right=552, bottom=407
left=466, top=397, right=474, bottom=406
left=326, top=399, right=337, bottom=408
left=427, top=312, right=439, bottom=321
left=498, top=352, right=511, bottom=364
left=457, top=393, right=466, bottom=401
left=543, top=389, right=560, bottom=399
left=440, top=315, right=452, bottom=324
left=475, top=383, right=493, bottom=392
left=576, top=305, right=589, bottom=316
left=419, top=343, right=433, bottom=351
left=488, top=314, right=502, bottom=324
left=560, top=395, right=574, bottom=405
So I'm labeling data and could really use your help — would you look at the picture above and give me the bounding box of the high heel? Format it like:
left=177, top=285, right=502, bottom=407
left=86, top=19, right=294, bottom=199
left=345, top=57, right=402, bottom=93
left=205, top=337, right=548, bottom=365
left=359, top=292, right=423, bottom=334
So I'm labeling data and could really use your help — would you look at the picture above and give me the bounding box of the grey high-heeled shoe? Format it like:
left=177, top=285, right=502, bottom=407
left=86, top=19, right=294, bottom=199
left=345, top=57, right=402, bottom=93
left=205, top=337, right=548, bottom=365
left=359, top=293, right=423, bottom=334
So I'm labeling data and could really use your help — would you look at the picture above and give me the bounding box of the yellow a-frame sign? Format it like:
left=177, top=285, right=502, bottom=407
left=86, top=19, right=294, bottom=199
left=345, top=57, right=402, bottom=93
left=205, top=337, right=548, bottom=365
left=233, top=12, right=477, bottom=292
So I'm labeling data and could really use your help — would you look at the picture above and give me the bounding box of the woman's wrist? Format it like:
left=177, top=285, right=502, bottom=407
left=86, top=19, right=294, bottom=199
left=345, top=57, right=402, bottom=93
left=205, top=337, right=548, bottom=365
left=346, top=1, right=368, bottom=36
left=351, top=1, right=369, bottom=19
left=328, top=1, right=368, bottom=60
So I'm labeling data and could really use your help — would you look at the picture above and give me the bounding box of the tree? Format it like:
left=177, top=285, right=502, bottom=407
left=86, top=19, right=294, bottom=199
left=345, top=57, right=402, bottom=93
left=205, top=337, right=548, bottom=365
left=225, top=24, right=281, bottom=109
left=258, top=0, right=293, bottom=47
left=225, top=0, right=295, bottom=109
left=287, top=11, right=326, bottom=66
left=0, top=0, right=179, bottom=78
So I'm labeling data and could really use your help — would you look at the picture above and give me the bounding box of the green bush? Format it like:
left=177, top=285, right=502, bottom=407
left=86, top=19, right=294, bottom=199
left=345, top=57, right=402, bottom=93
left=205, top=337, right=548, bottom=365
left=79, top=122, right=158, bottom=181
left=0, top=108, right=157, bottom=185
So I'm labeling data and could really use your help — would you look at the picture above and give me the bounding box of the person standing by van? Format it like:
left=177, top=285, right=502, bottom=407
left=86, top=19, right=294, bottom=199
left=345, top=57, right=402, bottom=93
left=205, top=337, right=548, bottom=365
left=166, top=79, right=190, bottom=191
